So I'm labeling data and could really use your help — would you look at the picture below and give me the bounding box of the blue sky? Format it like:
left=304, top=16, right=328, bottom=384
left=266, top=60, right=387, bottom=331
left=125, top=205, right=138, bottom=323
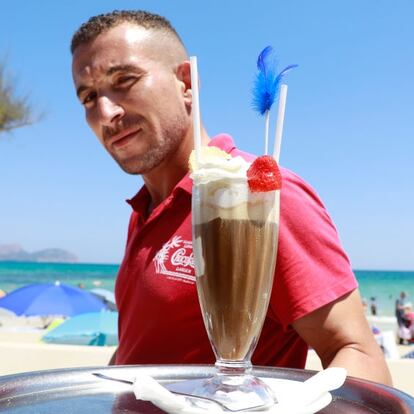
left=0, top=0, right=413, bottom=268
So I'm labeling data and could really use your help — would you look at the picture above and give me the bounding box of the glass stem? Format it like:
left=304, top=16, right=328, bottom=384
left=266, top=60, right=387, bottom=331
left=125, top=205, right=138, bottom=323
left=215, top=359, right=252, bottom=376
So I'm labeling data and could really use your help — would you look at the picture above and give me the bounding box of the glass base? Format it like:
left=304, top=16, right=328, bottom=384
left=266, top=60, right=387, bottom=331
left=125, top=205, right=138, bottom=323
left=190, top=366, right=277, bottom=411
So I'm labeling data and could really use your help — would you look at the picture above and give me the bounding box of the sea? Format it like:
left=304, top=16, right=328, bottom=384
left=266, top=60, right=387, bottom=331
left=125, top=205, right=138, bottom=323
left=0, top=262, right=413, bottom=317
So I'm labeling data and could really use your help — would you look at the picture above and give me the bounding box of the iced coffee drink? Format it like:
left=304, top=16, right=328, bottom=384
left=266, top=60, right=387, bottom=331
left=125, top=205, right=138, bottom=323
left=184, top=45, right=293, bottom=410
left=191, top=146, right=280, bottom=367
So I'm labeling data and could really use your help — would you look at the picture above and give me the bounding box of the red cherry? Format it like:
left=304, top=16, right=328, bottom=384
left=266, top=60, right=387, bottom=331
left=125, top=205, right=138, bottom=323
left=247, top=155, right=282, bottom=192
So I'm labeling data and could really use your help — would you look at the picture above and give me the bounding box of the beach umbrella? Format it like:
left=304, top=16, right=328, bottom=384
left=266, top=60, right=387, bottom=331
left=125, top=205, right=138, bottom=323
left=0, top=282, right=108, bottom=317
left=90, top=288, right=117, bottom=311
left=42, top=311, right=118, bottom=346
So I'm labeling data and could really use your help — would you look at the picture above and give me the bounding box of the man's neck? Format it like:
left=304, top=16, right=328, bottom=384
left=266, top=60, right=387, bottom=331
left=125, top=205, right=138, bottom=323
left=143, top=162, right=188, bottom=209
left=143, top=128, right=210, bottom=209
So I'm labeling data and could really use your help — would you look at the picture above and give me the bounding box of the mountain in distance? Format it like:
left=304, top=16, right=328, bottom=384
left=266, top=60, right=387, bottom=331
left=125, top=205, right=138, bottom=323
left=0, top=244, right=78, bottom=263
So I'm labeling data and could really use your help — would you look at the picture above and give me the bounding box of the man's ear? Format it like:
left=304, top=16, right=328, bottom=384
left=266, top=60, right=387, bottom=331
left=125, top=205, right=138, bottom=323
left=176, top=61, right=194, bottom=102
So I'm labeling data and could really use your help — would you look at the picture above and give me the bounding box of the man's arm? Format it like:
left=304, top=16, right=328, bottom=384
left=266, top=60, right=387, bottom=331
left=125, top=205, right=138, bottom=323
left=292, top=289, right=392, bottom=385
left=108, top=349, right=117, bottom=365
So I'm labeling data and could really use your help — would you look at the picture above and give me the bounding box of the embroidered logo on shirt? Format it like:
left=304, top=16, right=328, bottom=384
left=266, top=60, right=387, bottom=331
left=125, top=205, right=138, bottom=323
left=153, top=236, right=195, bottom=283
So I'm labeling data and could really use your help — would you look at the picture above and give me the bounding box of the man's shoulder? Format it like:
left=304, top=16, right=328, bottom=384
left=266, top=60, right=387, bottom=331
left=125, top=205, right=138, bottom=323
left=280, top=167, right=316, bottom=194
left=280, top=167, right=329, bottom=217
left=211, top=133, right=316, bottom=196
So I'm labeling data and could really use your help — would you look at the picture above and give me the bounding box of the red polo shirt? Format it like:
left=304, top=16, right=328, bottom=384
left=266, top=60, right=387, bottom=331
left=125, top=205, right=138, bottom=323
left=115, top=134, right=357, bottom=367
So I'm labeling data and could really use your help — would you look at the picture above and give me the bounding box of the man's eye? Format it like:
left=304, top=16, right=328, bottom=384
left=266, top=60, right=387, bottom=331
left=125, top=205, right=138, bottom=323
left=82, top=92, right=97, bottom=106
left=115, top=76, right=137, bottom=87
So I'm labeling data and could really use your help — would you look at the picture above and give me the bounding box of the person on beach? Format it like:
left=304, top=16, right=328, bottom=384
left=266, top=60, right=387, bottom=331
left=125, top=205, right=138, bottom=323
left=369, top=296, right=378, bottom=316
left=396, top=291, right=408, bottom=327
left=396, top=291, right=410, bottom=344
left=404, top=304, right=414, bottom=343
left=71, top=10, right=391, bottom=385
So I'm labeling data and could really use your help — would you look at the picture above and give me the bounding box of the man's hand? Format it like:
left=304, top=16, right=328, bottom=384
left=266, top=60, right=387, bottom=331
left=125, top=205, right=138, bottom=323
left=292, top=289, right=392, bottom=385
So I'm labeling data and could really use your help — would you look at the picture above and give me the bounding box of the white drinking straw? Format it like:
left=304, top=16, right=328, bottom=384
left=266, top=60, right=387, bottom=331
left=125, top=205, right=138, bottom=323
left=273, top=84, right=288, bottom=163
left=190, top=56, right=202, bottom=165
left=264, top=111, right=270, bottom=155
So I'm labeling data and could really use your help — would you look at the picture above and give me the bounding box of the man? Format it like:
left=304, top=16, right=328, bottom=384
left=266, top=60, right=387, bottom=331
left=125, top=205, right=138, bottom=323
left=396, top=291, right=408, bottom=327
left=71, top=10, right=391, bottom=385
left=396, top=291, right=409, bottom=344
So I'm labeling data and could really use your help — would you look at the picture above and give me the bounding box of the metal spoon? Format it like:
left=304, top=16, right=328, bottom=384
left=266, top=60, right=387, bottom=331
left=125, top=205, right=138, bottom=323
left=92, top=372, right=270, bottom=412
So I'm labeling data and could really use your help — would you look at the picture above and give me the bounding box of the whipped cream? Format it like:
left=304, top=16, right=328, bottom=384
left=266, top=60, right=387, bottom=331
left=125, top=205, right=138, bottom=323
left=190, top=154, right=250, bottom=185
left=193, top=183, right=279, bottom=223
left=190, top=148, right=279, bottom=223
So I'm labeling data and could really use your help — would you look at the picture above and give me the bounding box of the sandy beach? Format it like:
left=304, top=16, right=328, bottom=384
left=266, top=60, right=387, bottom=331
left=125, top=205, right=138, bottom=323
left=0, top=314, right=413, bottom=398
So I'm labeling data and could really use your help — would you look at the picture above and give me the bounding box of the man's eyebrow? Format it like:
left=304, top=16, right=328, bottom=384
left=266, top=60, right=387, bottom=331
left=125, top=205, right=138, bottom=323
left=76, top=65, right=140, bottom=99
left=106, top=64, right=139, bottom=76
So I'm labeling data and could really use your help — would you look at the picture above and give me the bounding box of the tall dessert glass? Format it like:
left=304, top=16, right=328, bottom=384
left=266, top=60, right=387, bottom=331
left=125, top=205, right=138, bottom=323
left=191, top=157, right=280, bottom=410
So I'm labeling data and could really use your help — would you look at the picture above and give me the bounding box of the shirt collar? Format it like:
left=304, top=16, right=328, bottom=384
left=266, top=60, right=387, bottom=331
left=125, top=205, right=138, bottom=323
left=126, top=185, right=150, bottom=215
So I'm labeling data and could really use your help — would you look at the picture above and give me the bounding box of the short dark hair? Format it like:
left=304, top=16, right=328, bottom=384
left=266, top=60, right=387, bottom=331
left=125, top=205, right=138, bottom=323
left=71, top=10, right=184, bottom=54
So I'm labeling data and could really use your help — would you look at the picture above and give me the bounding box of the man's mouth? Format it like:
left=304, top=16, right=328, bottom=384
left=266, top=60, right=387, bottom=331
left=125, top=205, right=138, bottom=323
left=108, top=128, right=141, bottom=149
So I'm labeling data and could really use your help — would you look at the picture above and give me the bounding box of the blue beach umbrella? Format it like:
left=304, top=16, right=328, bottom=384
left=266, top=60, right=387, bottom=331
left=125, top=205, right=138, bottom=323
left=0, top=282, right=107, bottom=317
left=42, top=311, right=118, bottom=346
left=90, top=288, right=117, bottom=311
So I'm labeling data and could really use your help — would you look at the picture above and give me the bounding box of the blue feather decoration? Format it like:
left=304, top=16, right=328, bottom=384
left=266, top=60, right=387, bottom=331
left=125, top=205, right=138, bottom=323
left=252, top=46, right=298, bottom=115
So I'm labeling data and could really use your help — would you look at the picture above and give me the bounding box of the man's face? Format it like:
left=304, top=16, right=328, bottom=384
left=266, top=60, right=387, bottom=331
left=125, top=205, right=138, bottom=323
left=72, top=23, right=191, bottom=175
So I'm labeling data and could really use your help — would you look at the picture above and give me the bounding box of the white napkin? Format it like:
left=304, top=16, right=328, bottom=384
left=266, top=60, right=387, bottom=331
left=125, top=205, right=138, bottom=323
left=132, top=368, right=347, bottom=414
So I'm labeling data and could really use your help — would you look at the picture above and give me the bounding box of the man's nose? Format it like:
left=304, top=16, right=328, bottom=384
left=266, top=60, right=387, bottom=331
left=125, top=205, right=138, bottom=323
left=97, top=96, right=125, bottom=126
